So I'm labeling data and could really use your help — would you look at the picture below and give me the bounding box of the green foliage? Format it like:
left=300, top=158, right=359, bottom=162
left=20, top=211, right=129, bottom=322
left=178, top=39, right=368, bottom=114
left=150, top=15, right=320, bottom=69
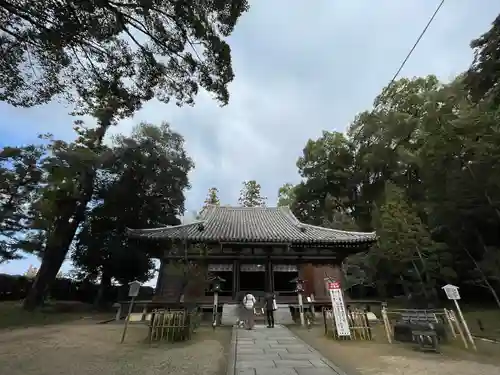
left=203, top=187, right=220, bottom=207
left=0, top=0, right=250, bottom=108
left=238, top=180, right=267, bottom=207
left=6, top=1, right=249, bottom=310
left=284, top=16, right=500, bottom=303
left=277, top=183, right=296, bottom=207
left=72, top=122, right=193, bottom=301
left=0, top=144, right=45, bottom=263
left=465, top=13, right=500, bottom=106
left=290, top=131, right=359, bottom=227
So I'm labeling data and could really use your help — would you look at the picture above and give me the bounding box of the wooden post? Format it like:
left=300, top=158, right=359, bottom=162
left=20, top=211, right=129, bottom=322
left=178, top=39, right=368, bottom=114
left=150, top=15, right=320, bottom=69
left=232, top=260, right=238, bottom=300
left=310, top=294, right=316, bottom=317
left=155, top=260, right=165, bottom=298
left=450, top=309, right=469, bottom=349
left=115, top=304, right=122, bottom=321
left=322, top=308, right=328, bottom=335
left=298, top=292, right=305, bottom=327
left=444, top=308, right=457, bottom=338
left=213, top=291, right=219, bottom=329
left=381, top=306, right=392, bottom=344
left=120, top=297, right=136, bottom=344
left=454, top=299, right=476, bottom=350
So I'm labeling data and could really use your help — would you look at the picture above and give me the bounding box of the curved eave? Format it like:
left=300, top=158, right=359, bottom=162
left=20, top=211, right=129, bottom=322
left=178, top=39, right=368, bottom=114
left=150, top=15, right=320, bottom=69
left=126, top=229, right=376, bottom=246
left=126, top=220, right=204, bottom=238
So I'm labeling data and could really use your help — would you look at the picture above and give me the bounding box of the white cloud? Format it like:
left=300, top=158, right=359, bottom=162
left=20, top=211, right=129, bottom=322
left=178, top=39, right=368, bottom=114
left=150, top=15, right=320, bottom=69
left=105, top=0, right=499, bottom=212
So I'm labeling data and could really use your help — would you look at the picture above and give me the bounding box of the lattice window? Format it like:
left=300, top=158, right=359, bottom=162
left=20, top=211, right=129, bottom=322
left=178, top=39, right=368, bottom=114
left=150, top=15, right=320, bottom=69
left=273, top=264, right=298, bottom=272
left=208, top=264, right=233, bottom=272
left=240, top=264, right=266, bottom=272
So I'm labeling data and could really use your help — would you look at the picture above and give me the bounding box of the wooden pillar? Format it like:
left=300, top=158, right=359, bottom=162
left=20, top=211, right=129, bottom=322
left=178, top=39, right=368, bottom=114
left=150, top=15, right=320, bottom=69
left=154, top=259, right=165, bottom=298
left=266, top=259, right=273, bottom=293
left=232, top=260, right=239, bottom=300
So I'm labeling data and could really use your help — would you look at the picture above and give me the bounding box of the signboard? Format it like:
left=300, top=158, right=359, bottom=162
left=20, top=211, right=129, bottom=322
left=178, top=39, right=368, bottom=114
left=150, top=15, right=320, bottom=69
left=442, top=284, right=460, bottom=300
left=327, top=281, right=340, bottom=290
left=128, top=281, right=141, bottom=297
left=326, top=280, right=351, bottom=337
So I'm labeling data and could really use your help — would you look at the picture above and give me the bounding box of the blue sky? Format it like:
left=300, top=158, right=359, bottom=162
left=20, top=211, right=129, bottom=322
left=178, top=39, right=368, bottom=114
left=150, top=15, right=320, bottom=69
left=1, top=0, right=498, bottom=284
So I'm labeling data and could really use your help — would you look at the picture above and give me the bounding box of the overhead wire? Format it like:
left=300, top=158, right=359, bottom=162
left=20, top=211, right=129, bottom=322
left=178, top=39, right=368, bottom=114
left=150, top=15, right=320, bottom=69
left=375, top=0, right=446, bottom=108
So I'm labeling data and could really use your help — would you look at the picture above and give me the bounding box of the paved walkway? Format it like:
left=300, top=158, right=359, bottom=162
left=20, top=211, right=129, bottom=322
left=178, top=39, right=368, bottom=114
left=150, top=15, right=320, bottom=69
left=231, top=324, right=347, bottom=375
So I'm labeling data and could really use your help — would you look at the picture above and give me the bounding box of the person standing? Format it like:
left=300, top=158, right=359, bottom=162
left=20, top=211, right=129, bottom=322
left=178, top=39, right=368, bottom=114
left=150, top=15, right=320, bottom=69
left=243, top=292, right=256, bottom=330
left=264, top=292, right=276, bottom=328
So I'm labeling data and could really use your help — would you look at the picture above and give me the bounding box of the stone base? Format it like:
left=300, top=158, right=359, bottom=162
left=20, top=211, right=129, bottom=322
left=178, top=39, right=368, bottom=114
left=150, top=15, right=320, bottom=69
left=221, top=303, right=241, bottom=326
left=274, top=304, right=294, bottom=325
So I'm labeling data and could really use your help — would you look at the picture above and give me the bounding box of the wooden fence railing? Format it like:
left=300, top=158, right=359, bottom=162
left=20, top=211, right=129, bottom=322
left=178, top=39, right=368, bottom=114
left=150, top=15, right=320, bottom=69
left=323, top=308, right=373, bottom=341
left=148, top=309, right=202, bottom=343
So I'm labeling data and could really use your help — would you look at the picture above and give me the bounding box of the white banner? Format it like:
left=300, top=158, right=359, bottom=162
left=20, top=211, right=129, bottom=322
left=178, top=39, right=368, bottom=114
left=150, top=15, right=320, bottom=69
left=328, top=282, right=351, bottom=337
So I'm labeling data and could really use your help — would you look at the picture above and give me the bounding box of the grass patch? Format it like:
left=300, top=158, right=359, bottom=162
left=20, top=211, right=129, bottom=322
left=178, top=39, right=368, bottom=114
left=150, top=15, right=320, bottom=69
left=146, top=324, right=232, bottom=347
left=463, top=308, right=500, bottom=340
left=0, top=300, right=110, bottom=330
left=380, top=299, right=500, bottom=341
left=292, top=322, right=500, bottom=367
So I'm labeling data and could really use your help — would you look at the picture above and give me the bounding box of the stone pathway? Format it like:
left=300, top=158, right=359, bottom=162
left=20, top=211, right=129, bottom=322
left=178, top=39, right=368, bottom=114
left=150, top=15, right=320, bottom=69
left=231, top=324, right=347, bottom=375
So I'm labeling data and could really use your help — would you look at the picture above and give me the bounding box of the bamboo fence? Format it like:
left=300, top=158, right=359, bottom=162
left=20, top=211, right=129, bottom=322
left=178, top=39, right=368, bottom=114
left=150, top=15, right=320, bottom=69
left=323, top=307, right=373, bottom=341
left=148, top=309, right=201, bottom=343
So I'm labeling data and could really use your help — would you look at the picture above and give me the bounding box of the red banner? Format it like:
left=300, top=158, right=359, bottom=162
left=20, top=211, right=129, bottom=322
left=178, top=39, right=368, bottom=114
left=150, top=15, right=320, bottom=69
left=327, top=281, right=340, bottom=290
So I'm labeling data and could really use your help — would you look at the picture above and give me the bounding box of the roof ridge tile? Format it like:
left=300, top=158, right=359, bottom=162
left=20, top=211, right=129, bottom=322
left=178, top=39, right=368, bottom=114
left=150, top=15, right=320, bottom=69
left=127, top=205, right=377, bottom=246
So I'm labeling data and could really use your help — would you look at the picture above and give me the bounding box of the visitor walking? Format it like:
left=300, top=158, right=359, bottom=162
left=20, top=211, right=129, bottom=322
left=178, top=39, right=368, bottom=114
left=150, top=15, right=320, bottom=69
left=264, top=292, right=277, bottom=328
left=243, top=292, right=256, bottom=330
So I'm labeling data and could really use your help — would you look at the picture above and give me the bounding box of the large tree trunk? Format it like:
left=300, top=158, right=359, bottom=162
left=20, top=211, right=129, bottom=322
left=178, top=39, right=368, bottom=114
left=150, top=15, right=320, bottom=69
left=23, top=121, right=111, bottom=311
left=411, top=260, right=430, bottom=300
left=414, top=246, right=436, bottom=298
left=376, top=280, right=388, bottom=299
left=23, top=205, right=82, bottom=310
left=94, top=271, right=112, bottom=308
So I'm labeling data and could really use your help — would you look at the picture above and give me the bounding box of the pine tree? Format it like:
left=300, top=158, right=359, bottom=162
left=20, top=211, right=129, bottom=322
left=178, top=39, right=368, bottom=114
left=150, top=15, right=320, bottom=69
left=204, top=187, right=220, bottom=207
left=238, top=180, right=267, bottom=207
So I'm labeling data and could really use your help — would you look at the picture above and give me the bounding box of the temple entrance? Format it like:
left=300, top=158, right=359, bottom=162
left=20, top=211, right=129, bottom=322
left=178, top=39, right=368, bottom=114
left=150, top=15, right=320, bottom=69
left=239, top=264, right=266, bottom=294
left=273, top=264, right=298, bottom=297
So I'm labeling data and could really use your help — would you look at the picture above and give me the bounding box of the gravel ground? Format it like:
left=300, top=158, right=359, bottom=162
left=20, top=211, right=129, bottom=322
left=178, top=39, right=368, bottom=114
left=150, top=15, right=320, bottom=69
left=0, top=322, right=231, bottom=375
left=290, top=326, right=500, bottom=375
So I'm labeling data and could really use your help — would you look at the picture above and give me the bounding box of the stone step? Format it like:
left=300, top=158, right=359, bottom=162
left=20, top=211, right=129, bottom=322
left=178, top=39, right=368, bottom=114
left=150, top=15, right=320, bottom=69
left=221, top=303, right=295, bottom=326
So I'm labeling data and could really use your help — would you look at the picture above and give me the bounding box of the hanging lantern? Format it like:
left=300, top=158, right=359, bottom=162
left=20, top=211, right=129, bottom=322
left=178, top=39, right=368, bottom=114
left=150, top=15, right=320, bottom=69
left=289, top=277, right=305, bottom=293
left=209, top=275, right=226, bottom=293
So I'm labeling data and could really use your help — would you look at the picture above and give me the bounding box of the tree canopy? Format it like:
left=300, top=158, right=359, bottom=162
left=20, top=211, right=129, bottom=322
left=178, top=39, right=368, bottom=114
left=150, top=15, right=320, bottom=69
left=465, top=13, right=500, bottom=106
left=203, top=187, right=220, bottom=207
left=277, top=13, right=500, bottom=305
left=238, top=180, right=267, bottom=207
left=72, top=122, right=192, bottom=306
left=0, top=145, right=45, bottom=263
left=0, top=0, right=250, bottom=109
left=0, top=0, right=249, bottom=310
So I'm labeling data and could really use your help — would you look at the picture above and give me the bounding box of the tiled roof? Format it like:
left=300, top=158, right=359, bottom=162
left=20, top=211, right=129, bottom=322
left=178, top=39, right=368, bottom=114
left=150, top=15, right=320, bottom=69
left=127, top=205, right=376, bottom=245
